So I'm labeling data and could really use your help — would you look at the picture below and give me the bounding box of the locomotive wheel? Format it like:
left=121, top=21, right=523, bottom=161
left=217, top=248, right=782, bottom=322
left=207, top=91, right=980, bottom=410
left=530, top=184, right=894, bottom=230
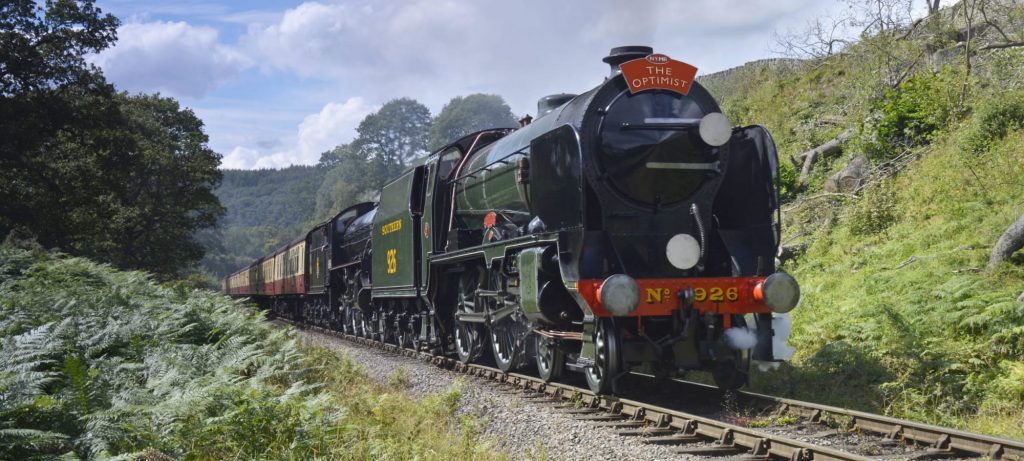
left=454, top=320, right=481, bottom=363
left=535, top=335, right=564, bottom=382
left=585, top=318, right=621, bottom=394
left=713, top=315, right=752, bottom=390
left=454, top=269, right=484, bottom=363
left=488, top=270, right=531, bottom=372
left=490, top=318, right=530, bottom=372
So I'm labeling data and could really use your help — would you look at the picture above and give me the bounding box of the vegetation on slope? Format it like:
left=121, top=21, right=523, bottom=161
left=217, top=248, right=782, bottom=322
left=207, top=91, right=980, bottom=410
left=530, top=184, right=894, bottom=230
left=703, top=2, right=1024, bottom=439
left=0, top=242, right=497, bottom=460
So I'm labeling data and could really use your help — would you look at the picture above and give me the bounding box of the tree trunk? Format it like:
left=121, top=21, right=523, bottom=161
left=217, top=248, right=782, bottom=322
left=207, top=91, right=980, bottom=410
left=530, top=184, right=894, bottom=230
left=988, top=212, right=1024, bottom=271
left=797, top=128, right=855, bottom=190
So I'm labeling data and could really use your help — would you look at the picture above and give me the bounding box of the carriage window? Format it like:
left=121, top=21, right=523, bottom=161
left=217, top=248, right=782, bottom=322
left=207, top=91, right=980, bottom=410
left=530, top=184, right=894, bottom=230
left=437, top=147, right=462, bottom=180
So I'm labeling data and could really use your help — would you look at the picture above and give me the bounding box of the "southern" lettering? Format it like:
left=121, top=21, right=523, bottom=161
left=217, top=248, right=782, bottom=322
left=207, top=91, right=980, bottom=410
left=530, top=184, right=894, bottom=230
left=380, top=219, right=402, bottom=235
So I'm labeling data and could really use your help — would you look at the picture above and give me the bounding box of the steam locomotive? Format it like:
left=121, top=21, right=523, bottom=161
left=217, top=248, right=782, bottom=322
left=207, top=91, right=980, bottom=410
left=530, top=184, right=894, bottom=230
left=223, top=46, right=800, bottom=393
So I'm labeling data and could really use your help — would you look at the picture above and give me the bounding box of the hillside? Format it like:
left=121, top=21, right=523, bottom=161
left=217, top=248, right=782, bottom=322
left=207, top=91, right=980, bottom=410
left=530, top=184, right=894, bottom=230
left=704, top=10, right=1024, bottom=438
left=0, top=243, right=497, bottom=459
left=200, top=166, right=326, bottom=279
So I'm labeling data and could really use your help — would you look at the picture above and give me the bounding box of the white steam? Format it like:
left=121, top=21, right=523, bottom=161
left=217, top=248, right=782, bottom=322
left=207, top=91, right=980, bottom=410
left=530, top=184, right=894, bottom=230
left=771, top=313, right=796, bottom=360
left=755, top=313, right=796, bottom=371
left=724, top=327, right=758, bottom=350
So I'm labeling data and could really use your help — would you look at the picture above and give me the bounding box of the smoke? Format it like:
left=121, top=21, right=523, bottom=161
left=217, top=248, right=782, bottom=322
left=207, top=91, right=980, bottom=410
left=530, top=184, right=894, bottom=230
left=723, top=326, right=758, bottom=350
left=755, top=313, right=796, bottom=371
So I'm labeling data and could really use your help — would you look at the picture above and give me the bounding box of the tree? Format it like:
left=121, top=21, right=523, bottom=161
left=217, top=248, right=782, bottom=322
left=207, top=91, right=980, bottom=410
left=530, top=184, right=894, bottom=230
left=353, top=97, right=431, bottom=183
left=101, top=94, right=225, bottom=274
left=0, top=1, right=225, bottom=277
left=9, top=93, right=226, bottom=276
left=314, top=143, right=373, bottom=221
left=1, top=0, right=118, bottom=165
left=427, top=94, right=517, bottom=150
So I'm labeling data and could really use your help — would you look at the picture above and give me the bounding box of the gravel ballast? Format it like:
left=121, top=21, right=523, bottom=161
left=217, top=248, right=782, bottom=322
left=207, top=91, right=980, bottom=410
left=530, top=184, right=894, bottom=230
left=296, top=327, right=695, bottom=461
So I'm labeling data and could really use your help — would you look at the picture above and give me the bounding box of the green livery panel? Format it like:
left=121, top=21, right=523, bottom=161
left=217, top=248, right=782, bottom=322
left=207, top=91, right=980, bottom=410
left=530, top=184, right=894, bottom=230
left=372, top=166, right=426, bottom=297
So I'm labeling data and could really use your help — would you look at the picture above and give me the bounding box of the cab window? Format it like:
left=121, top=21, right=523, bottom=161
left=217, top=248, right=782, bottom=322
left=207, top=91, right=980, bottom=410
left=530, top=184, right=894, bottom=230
left=437, top=147, right=462, bottom=180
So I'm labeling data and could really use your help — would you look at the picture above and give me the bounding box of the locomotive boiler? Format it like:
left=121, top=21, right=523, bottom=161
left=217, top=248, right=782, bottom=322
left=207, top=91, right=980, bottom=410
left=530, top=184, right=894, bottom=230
left=225, top=46, right=800, bottom=394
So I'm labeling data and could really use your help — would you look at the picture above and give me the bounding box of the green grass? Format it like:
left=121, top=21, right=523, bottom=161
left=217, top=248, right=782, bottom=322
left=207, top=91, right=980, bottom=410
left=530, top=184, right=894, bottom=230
left=738, top=76, right=1024, bottom=440
left=0, top=244, right=504, bottom=460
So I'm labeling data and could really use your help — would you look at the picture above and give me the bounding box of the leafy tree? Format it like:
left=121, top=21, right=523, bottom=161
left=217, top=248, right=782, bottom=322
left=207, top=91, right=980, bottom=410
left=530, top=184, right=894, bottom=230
left=0, top=1, right=225, bottom=277
left=427, top=94, right=517, bottom=150
left=102, top=94, right=225, bottom=274
left=314, top=143, right=371, bottom=220
left=0, top=0, right=118, bottom=164
left=353, top=97, right=431, bottom=183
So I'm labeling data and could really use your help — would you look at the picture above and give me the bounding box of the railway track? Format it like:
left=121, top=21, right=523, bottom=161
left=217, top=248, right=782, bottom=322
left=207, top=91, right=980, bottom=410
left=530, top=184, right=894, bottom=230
left=278, top=319, right=1023, bottom=461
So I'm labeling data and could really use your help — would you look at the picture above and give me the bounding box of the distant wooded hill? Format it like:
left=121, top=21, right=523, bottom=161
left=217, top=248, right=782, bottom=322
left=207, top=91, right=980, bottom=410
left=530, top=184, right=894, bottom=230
left=200, top=166, right=326, bottom=278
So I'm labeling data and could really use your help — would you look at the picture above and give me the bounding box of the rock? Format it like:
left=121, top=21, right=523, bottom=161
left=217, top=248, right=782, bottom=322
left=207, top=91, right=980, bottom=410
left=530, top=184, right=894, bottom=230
left=1018, top=290, right=1024, bottom=303
left=824, top=155, right=869, bottom=193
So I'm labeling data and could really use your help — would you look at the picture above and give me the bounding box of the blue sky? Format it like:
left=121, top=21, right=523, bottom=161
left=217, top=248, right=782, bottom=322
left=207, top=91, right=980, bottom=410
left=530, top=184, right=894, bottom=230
left=90, top=0, right=852, bottom=169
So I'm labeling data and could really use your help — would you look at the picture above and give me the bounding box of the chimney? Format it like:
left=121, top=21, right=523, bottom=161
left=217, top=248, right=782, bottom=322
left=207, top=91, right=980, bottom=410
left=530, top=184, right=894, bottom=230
left=602, top=45, right=653, bottom=77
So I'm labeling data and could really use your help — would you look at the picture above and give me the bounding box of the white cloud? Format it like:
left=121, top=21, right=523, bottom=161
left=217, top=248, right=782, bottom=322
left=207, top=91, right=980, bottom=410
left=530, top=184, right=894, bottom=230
left=223, top=97, right=376, bottom=169
left=239, top=0, right=832, bottom=118
left=221, top=146, right=262, bottom=170
left=92, top=20, right=251, bottom=99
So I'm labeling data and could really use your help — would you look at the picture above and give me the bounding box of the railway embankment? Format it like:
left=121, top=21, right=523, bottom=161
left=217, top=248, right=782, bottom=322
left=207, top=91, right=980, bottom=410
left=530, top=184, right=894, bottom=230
left=702, top=27, right=1024, bottom=439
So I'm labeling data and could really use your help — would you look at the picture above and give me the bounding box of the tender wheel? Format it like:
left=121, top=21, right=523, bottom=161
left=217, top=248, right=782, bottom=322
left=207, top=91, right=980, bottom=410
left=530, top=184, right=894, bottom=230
left=348, top=309, right=361, bottom=336
left=397, top=316, right=415, bottom=350
left=410, top=315, right=423, bottom=352
left=713, top=315, right=752, bottom=390
left=535, top=335, right=564, bottom=382
left=585, top=318, right=621, bottom=394
left=360, top=314, right=372, bottom=339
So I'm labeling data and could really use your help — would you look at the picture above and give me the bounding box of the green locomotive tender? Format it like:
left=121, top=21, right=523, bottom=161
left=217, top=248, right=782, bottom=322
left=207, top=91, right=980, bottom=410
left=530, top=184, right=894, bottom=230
left=224, top=46, right=800, bottom=393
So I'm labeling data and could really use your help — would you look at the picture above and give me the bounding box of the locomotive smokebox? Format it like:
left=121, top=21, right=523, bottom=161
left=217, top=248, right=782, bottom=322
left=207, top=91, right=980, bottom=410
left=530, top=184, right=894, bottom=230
left=602, top=45, right=653, bottom=77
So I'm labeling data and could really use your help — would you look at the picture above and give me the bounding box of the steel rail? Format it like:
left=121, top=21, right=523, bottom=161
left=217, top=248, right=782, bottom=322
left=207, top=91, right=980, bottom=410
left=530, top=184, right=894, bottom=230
left=297, top=323, right=872, bottom=460
left=283, top=319, right=1023, bottom=460
left=665, top=379, right=1024, bottom=460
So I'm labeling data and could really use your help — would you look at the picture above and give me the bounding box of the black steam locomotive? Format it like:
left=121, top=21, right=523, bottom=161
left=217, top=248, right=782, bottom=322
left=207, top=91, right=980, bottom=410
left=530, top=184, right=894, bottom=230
left=224, top=46, right=799, bottom=393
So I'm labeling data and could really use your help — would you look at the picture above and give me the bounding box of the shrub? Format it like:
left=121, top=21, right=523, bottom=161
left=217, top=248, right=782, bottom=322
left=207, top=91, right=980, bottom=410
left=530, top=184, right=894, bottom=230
left=866, top=69, right=965, bottom=159
left=959, top=91, right=1024, bottom=156
left=846, top=181, right=899, bottom=236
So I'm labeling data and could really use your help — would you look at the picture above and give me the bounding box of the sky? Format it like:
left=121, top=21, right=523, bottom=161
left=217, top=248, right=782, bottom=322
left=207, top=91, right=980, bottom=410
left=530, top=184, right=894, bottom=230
left=89, top=0, right=850, bottom=170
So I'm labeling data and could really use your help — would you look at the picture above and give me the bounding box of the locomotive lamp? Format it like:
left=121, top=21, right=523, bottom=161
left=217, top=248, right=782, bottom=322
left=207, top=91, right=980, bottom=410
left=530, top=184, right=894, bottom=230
left=754, top=272, right=801, bottom=313
left=597, top=274, right=641, bottom=316
left=698, top=112, right=733, bottom=147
